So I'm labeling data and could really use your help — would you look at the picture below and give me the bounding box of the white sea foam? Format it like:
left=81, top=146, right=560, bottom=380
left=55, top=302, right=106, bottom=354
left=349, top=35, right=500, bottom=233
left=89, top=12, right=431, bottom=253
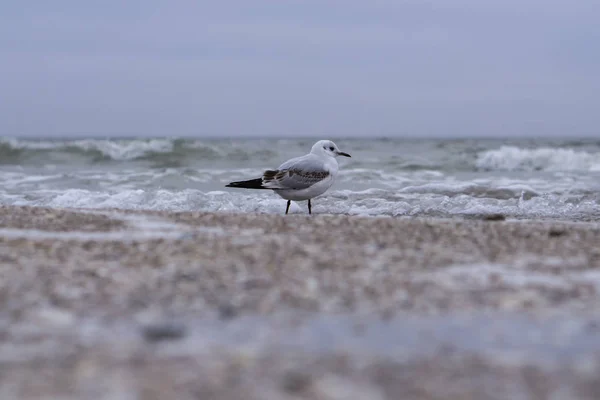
left=73, top=139, right=176, bottom=160
left=1, top=138, right=599, bottom=220
left=0, top=138, right=279, bottom=163
left=476, top=146, right=600, bottom=172
left=1, top=186, right=598, bottom=220
left=1, top=138, right=176, bottom=160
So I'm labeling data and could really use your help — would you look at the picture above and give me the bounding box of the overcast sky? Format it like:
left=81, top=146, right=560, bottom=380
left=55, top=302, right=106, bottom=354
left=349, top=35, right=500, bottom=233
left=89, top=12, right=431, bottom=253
left=1, top=1, right=599, bottom=138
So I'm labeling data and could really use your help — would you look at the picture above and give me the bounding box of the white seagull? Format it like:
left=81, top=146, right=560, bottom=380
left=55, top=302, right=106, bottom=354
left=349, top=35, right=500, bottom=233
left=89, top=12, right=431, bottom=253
left=226, top=140, right=351, bottom=214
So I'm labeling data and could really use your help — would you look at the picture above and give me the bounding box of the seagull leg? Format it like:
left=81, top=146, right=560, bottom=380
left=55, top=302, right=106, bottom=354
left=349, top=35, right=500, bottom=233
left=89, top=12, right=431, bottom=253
left=308, top=199, right=312, bottom=215
left=285, top=200, right=291, bottom=215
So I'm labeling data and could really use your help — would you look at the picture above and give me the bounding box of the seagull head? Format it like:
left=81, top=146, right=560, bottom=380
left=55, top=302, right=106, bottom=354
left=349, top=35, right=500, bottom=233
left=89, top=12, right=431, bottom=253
left=311, top=140, right=351, bottom=158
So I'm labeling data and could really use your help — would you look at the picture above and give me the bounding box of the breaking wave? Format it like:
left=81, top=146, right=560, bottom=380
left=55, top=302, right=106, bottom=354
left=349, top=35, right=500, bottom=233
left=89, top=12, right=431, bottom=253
left=0, top=138, right=279, bottom=165
left=2, top=137, right=600, bottom=221
left=2, top=186, right=599, bottom=221
left=476, top=146, right=600, bottom=172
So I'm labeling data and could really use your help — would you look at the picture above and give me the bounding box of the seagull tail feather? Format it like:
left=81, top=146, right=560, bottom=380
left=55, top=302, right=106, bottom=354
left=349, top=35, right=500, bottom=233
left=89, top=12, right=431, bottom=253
left=225, top=178, right=268, bottom=189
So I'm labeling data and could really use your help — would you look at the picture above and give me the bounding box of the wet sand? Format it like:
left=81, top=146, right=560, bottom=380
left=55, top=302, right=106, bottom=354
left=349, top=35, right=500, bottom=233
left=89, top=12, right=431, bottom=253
left=1, top=206, right=600, bottom=399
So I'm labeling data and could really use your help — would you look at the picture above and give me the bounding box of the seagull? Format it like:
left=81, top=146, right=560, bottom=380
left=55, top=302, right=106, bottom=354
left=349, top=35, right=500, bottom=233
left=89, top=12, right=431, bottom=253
left=226, top=140, right=351, bottom=214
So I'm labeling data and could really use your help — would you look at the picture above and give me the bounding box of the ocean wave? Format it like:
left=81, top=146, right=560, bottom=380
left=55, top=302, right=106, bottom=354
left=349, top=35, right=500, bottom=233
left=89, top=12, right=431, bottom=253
left=2, top=188, right=599, bottom=221
left=0, top=138, right=179, bottom=163
left=476, top=146, right=600, bottom=172
left=0, top=138, right=279, bottom=164
left=398, top=182, right=540, bottom=200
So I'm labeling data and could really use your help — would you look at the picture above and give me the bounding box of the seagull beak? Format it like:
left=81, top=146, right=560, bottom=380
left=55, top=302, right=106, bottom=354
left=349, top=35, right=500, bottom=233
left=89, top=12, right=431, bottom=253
left=337, top=151, right=351, bottom=158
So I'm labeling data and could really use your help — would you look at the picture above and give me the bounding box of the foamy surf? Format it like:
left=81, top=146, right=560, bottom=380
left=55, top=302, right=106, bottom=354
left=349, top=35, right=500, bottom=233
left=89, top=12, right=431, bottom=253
left=1, top=137, right=599, bottom=220
left=476, top=145, right=600, bottom=172
left=0, top=187, right=598, bottom=220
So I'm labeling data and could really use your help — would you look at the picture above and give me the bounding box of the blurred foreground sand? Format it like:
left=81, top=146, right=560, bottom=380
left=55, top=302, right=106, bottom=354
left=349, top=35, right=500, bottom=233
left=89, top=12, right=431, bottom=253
left=1, top=206, right=600, bottom=399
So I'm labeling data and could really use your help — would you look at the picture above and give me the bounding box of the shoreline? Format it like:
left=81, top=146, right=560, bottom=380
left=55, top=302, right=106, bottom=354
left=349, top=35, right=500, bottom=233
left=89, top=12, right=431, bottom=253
left=2, top=205, right=600, bottom=398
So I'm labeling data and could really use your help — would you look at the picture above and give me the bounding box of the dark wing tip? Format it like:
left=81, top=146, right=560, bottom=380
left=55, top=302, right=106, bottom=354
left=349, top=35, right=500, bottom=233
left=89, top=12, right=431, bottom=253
left=226, top=178, right=266, bottom=189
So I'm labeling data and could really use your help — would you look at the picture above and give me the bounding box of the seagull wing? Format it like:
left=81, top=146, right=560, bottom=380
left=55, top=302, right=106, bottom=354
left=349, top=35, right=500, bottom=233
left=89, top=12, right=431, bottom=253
left=262, top=155, right=330, bottom=190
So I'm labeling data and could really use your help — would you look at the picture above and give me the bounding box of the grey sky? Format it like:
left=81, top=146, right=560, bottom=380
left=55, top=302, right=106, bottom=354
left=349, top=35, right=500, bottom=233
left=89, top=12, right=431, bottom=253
left=1, top=1, right=599, bottom=138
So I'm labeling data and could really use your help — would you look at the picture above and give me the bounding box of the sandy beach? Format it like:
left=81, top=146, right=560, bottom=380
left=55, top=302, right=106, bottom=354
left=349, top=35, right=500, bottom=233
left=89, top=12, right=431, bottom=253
left=2, top=205, right=600, bottom=399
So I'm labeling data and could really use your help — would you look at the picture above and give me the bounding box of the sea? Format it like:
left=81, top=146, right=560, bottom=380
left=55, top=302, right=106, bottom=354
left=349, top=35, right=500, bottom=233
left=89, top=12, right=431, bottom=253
left=1, top=136, right=599, bottom=220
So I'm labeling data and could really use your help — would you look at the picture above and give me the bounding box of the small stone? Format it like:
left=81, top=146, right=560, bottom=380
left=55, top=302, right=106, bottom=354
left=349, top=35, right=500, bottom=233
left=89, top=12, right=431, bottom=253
left=484, top=214, right=506, bottom=221
left=142, top=322, right=187, bottom=342
left=218, top=303, right=238, bottom=320
left=548, top=228, right=567, bottom=237
left=281, top=371, right=312, bottom=394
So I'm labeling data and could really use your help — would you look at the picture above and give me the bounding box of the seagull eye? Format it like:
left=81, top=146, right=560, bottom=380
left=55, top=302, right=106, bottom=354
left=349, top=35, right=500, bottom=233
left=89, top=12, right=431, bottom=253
left=329, top=146, right=334, bottom=151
